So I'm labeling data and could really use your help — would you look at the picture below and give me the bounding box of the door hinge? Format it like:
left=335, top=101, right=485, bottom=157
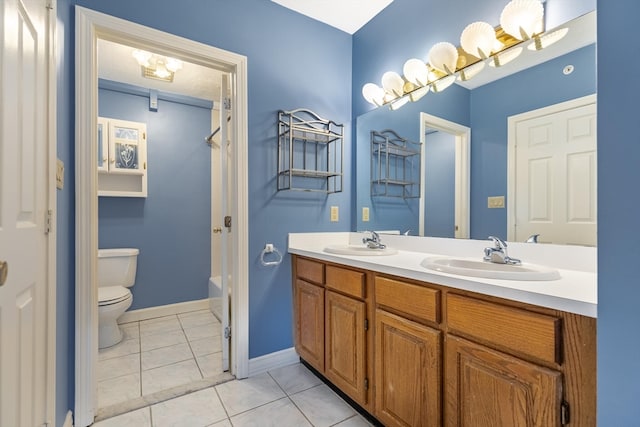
left=223, top=97, right=232, bottom=111
left=224, top=215, right=232, bottom=231
left=45, top=209, right=52, bottom=234
left=560, top=401, right=570, bottom=425
left=224, top=326, right=231, bottom=339
left=364, top=378, right=369, bottom=390
left=364, top=318, right=369, bottom=331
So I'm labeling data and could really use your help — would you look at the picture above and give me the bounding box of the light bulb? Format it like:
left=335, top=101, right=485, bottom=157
left=461, top=22, right=498, bottom=59
left=165, top=57, right=183, bottom=72
left=428, top=42, right=459, bottom=75
left=500, top=0, right=544, bottom=40
left=132, top=49, right=152, bottom=67
left=362, top=83, right=385, bottom=106
left=381, top=71, right=405, bottom=98
left=153, top=64, right=171, bottom=79
left=403, top=58, right=429, bottom=86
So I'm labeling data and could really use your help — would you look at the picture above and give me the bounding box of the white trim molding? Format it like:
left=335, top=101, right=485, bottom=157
left=74, top=6, right=250, bottom=426
left=248, top=347, right=300, bottom=377
left=118, top=299, right=210, bottom=324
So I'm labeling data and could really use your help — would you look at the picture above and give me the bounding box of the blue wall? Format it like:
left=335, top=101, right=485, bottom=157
left=55, top=0, right=640, bottom=423
left=597, top=0, right=640, bottom=423
left=469, top=44, right=596, bottom=239
left=355, top=84, right=470, bottom=233
left=98, top=83, right=212, bottom=310
left=55, top=1, right=75, bottom=426
left=424, top=130, right=456, bottom=237
left=72, top=0, right=353, bottom=362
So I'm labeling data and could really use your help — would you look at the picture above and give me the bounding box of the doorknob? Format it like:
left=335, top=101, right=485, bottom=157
left=213, top=227, right=223, bottom=234
left=0, top=260, right=7, bottom=287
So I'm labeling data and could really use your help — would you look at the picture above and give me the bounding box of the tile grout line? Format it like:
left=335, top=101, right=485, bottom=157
left=267, top=370, right=318, bottom=427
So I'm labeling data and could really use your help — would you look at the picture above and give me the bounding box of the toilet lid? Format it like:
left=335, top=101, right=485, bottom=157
left=99, top=286, right=131, bottom=306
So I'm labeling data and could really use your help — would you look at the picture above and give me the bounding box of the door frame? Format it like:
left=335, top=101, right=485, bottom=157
left=419, top=113, right=471, bottom=238
left=46, top=1, right=58, bottom=425
left=506, top=94, right=597, bottom=241
left=74, top=7, right=249, bottom=426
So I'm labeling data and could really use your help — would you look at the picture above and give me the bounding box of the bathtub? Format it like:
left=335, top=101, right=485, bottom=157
left=208, top=276, right=230, bottom=322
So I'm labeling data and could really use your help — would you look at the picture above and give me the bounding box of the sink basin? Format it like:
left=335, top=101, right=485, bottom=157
left=420, top=257, right=560, bottom=281
left=323, top=244, right=398, bottom=256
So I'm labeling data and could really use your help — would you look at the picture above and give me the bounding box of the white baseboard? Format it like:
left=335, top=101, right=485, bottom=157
left=63, top=410, right=74, bottom=427
left=248, top=347, right=299, bottom=377
left=118, top=298, right=209, bottom=324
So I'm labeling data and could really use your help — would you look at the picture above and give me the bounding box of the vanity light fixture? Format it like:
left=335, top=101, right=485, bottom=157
left=132, top=49, right=183, bottom=83
left=362, top=0, right=568, bottom=110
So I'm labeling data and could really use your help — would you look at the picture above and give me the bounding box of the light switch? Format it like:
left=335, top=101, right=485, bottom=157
left=330, top=206, right=339, bottom=222
left=362, top=207, right=370, bottom=222
left=488, top=196, right=505, bottom=209
left=56, top=159, right=64, bottom=190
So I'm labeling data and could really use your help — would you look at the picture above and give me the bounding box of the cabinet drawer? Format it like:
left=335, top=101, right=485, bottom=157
left=446, top=294, right=561, bottom=364
left=296, top=257, right=324, bottom=285
left=325, top=265, right=365, bottom=299
left=375, top=276, right=440, bottom=324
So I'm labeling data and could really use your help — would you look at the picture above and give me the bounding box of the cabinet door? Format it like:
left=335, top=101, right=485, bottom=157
left=325, top=290, right=367, bottom=405
left=108, top=118, right=146, bottom=175
left=375, top=310, right=441, bottom=427
left=445, top=335, right=563, bottom=427
left=294, top=279, right=324, bottom=371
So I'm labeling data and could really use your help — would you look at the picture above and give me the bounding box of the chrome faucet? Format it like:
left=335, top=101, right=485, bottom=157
left=362, top=231, right=386, bottom=249
left=483, top=236, right=521, bottom=265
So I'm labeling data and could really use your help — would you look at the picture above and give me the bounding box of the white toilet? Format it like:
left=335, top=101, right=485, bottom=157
left=98, top=248, right=139, bottom=349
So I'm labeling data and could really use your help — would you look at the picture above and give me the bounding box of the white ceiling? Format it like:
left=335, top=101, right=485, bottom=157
left=271, top=0, right=393, bottom=34
left=98, top=39, right=223, bottom=102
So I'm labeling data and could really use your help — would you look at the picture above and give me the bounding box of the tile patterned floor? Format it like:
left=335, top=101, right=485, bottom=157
left=98, top=310, right=224, bottom=409
left=93, top=363, right=374, bottom=427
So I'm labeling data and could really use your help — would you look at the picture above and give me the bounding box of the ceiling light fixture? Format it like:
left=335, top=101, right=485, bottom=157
left=362, top=0, right=568, bottom=110
left=132, top=50, right=183, bottom=83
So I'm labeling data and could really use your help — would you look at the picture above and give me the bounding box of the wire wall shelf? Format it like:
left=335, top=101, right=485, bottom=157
left=371, top=129, right=422, bottom=198
left=278, top=109, right=344, bottom=193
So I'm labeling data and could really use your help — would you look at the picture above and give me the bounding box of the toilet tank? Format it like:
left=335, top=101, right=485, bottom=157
left=98, top=248, right=139, bottom=288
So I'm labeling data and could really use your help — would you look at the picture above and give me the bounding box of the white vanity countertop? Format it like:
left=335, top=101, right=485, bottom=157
left=288, top=232, right=597, bottom=318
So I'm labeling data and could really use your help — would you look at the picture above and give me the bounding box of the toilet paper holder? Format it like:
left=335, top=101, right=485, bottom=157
left=260, top=243, right=283, bottom=267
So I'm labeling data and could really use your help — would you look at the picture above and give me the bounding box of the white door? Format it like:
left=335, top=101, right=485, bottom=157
left=510, top=97, right=597, bottom=245
left=0, top=0, right=50, bottom=426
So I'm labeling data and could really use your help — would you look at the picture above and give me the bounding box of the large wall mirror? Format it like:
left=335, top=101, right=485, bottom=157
left=355, top=11, right=596, bottom=245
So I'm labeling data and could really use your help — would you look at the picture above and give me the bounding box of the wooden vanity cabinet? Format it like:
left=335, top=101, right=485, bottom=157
left=292, top=257, right=325, bottom=371
left=292, top=256, right=596, bottom=427
left=374, top=276, right=442, bottom=427
left=292, top=256, right=372, bottom=409
left=445, top=335, right=563, bottom=427
left=443, top=293, right=592, bottom=427
left=294, top=279, right=324, bottom=371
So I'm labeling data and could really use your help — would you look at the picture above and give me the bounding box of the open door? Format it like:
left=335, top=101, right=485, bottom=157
left=219, top=74, right=232, bottom=371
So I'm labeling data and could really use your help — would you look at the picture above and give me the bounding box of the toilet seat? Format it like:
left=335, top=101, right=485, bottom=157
left=99, top=286, right=131, bottom=306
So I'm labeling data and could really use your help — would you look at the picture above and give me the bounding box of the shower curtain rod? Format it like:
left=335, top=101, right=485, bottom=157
left=205, top=115, right=232, bottom=145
